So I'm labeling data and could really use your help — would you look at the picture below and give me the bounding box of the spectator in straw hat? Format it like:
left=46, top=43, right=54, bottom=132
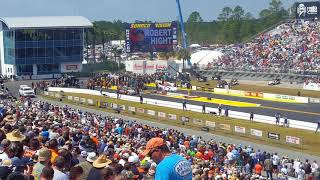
left=32, top=148, right=52, bottom=180
left=6, top=130, right=25, bottom=142
left=88, top=154, right=112, bottom=180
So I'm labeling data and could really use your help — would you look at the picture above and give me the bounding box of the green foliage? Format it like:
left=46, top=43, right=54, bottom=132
left=177, top=48, right=191, bottom=69
left=82, top=61, right=125, bottom=73
left=86, top=0, right=289, bottom=45
left=187, top=11, right=204, bottom=23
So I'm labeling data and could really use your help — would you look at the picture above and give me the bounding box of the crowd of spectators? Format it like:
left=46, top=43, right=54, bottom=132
left=304, top=77, right=320, bottom=85
left=0, top=91, right=318, bottom=180
left=86, top=72, right=174, bottom=92
left=208, top=19, right=320, bottom=75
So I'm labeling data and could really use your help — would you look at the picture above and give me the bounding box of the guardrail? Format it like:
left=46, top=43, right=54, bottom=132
left=43, top=89, right=309, bottom=149
left=47, top=87, right=317, bottom=131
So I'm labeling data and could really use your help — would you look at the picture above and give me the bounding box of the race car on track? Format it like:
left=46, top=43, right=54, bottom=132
left=156, top=81, right=178, bottom=92
left=268, top=79, right=281, bottom=86
left=158, top=85, right=178, bottom=92
left=216, top=80, right=228, bottom=88
left=19, top=85, right=35, bottom=97
left=118, top=86, right=136, bottom=95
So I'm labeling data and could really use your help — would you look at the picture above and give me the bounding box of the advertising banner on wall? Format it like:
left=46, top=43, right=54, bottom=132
left=168, top=114, right=177, bottom=120
left=268, top=132, right=280, bottom=140
left=147, top=110, right=156, bottom=116
left=206, top=121, right=216, bottom=128
left=295, top=1, right=320, bottom=19
left=250, top=129, right=263, bottom=137
left=137, top=108, right=145, bottom=113
left=193, top=119, right=203, bottom=126
left=125, top=22, right=177, bottom=53
left=286, top=136, right=301, bottom=145
left=128, top=106, right=136, bottom=112
left=219, top=124, right=231, bottom=131
left=158, top=112, right=166, bottom=118
left=235, top=126, right=246, bottom=134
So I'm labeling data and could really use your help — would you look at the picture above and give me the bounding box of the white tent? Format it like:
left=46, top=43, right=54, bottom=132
left=189, top=44, right=201, bottom=48
left=190, top=50, right=223, bottom=66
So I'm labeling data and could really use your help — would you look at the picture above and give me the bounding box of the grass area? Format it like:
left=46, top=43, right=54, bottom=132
left=190, top=80, right=320, bottom=98
left=43, top=91, right=320, bottom=156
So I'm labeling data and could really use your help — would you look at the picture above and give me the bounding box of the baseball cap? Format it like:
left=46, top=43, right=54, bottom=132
left=141, top=137, right=166, bottom=156
left=38, top=148, right=52, bottom=162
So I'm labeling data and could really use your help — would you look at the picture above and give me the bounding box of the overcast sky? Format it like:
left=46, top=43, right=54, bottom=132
left=0, top=0, right=295, bottom=22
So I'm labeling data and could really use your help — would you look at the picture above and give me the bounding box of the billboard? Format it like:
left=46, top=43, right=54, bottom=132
left=125, top=22, right=177, bottom=53
left=295, top=1, right=320, bottom=19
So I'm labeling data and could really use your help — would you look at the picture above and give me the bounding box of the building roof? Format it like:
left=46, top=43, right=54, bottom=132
left=0, top=16, right=93, bottom=29
left=191, top=50, right=224, bottom=66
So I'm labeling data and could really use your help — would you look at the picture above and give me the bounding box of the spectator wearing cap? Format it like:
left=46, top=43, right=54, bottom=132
left=32, top=148, right=52, bottom=180
left=142, top=137, right=192, bottom=180
left=128, top=155, right=141, bottom=178
left=75, top=152, right=96, bottom=180
left=88, top=154, right=112, bottom=180
left=52, top=156, right=68, bottom=180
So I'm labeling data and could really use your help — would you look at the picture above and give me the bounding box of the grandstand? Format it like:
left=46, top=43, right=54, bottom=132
left=198, top=19, right=320, bottom=82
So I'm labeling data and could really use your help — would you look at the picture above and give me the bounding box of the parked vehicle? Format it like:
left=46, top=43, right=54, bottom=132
left=19, top=85, right=35, bottom=97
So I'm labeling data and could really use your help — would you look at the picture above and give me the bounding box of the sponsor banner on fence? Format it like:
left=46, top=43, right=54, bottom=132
left=44, top=91, right=49, bottom=96
left=74, top=97, right=80, bottom=102
left=158, top=112, right=166, bottom=118
left=80, top=98, right=86, bottom=103
left=168, top=114, right=177, bottom=120
left=137, top=108, right=145, bottom=113
left=310, top=98, right=320, bottom=103
left=286, top=136, right=300, bottom=145
left=111, top=103, right=118, bottom=109
left=181, top=116, right=190, bottom=122
left=205, top=121, right=216, bottom=128
left=87, top=99, right=94, bottom=105
left=219, top=124, right=231, bottom=131
left=147, top=110, right=156, bottom=116
left=250, top=129, right=263, bottom=137
left=119, top=105, right=125, bottom=110
left=235, top=126, right=246, bottom=134
left=193, top=119, right=203, bottom=126
left=268, top=132, right=280, bottom=140
left=67, top=96, right=73, bottom=100
left=128, top=106, right=135, bottom=112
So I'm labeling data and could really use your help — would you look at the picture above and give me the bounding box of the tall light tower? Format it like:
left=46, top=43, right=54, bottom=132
left=176, top=0, right=191, bottom=66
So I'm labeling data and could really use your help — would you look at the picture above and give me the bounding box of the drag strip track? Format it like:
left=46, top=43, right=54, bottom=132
left=108, top=89, right=320, bottom=123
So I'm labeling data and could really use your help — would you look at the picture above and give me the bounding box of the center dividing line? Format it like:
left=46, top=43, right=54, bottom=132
left=260, top=106, right=320, bottom=116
